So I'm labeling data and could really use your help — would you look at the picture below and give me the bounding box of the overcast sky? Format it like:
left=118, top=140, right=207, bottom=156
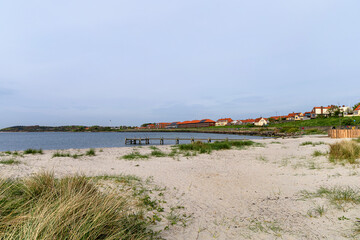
left=1, top=1, right=359, bottom=128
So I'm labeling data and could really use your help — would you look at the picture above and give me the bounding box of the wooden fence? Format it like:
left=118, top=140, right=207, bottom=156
left=328, top=129, right=360, bottom=138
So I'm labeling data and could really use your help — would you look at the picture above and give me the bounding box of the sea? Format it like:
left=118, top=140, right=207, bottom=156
left=0, top=132, right=264, bottom=151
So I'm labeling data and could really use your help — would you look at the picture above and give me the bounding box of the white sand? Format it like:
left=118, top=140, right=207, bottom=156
left=1, top=135, right=359, bottom=239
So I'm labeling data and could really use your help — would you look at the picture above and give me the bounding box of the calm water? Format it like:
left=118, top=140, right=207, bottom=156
left=0, top=132, right=264, bottom=151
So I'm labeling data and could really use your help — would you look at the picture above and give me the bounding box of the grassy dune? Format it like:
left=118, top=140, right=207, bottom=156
left=0, top=173, right=161, bottom=240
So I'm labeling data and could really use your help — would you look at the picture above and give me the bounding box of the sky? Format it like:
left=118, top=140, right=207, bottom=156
left=1, top=0, right=359, bottom=128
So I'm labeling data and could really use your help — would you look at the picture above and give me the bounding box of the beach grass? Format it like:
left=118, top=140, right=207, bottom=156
left=85, top=148, right=96, bottom=156
left=301, top=186, right=360, bottom=207
left=176, top=140, right=258, bottom=154
left=122, top=151, right=149, bottom=160
left=0, top=158, right=20, bottom=165
left=329, top=140, right=360, bottom=164
left=23, top=148, right=43, bottom=154
left=0, top=172, right=161, bottom=239
left=300, top=141, right=326, bottom=146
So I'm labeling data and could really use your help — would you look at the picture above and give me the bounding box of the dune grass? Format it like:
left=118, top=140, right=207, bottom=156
left=23, top=148, right=43, bottom=154
left=122, top=151, right=149, bottom=160
left=85, top=148, right=96, bottom=156
left=301, top=186, right=360, bottom=207
left=300, top=141, right=326, bottom=146
left=329, top=140, right=360, bottom=164
left=0, top=158, right=20, bottom=165
left=312, top=150, right=327, bottom=157
left=0, top=173, right=161, bottom=239
left=176, top=140, right=259, bottom=154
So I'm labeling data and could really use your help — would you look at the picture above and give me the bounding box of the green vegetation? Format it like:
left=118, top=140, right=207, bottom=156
left=269, top=116, right=360, bottom=128
left=23, top=148, right=43, bottom=154
left=304, top=128, right=327, bottom=135
left=312, top=150, right=327, bottom=157
left=0, top=158, right=20, bottom=165
left=122, top=151, right=149, bottom=160
left=329, top=140, right=360, bottom=164
left=52, top=152, right=83, bottom=159
left=307, top=205, right=326, bottom=218
left=150, top=149, right=167, bottom=157
left=0, top=173, right=162, bottom=239
left=248, top=219, right=282, bottom=237
left=85, top=148, right=96, bottom=156
left=52, top=149, right=96, bottom=159
left=300, top=141, right=326, bottom=146
left=301, top=186, right=360, bottom=207
left=176, top=140, right=259, bottom=154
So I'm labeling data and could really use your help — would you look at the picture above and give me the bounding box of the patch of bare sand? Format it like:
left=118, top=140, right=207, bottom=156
left=1, top=135, right=359, bottom=239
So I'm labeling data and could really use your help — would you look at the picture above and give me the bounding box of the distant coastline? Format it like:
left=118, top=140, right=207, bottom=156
left=0, top=125, right=320, bottom=138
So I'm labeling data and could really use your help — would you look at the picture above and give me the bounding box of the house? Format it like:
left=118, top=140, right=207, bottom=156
left=165, top=122, right=179, bottom=129
left=304, top=112, right=312, bottom=118
left=286, top=112, right=303, bottom=121
left=146, top=124, right=155, bottom=129
left=241, top=119, right=255, bottom=125
left=231, top=120, right=243, bottom=125
left=177, top=119, right=216, bottom=128
left=339, top=105, right=352, bottom=116
left=155, top=122, right=171, bottom=129
left=215, top=118, right=233, bottom=126
left=354, top=105, right=360, bottom=116
left=254, top=118, right=269, bottom=126
left=311, top=106, right=333, bottom=117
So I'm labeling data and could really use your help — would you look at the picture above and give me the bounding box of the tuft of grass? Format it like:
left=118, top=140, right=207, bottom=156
left=24, top=148, right=43, bottom=154
left=301, top=186, right=360, bottom=208
left=176, top=140, right=257, bottom=155
left=307, top=205, right=326, bottom=218
left=312, top=150, right=327, bottom=157
left=0, top=158, right=20, bottom=165
left=150, top=150, right=167, bottom=157
left=0, top=173, right=161, bottom=239
left=52, top=152, right=84, bottom=159
left=257, top=155, right=268, bottom=162
left=52, top=152, right=71, bottom=158
left=353, top=137, right=360, bottom=143
left=85, top=148, right=96, bottom=156
left=300, top=141, right=326, bottom=147
left=329, top=140, right=360, bottom=164
left=122, top=151, right=149, bottom=160
left=248, top=219, right=282, bottom=237
left=270, top=141, right=281, bottom=144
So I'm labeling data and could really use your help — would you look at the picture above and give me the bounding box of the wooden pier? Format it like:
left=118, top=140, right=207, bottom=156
left=125, top=137, right=248, bottom=145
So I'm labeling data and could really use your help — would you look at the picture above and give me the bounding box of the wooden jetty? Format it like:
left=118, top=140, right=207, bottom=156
left=125, top=137, right=248, bottom=145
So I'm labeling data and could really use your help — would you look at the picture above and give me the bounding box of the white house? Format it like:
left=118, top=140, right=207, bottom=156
left=354, top=105, right=360, bottom=116
left=254, top=118, right=269, bottom=126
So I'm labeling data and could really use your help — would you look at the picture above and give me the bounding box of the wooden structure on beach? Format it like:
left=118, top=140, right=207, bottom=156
left=328, top=129, right=360, bottom=139
left=125, top=137, right=247, bottom=145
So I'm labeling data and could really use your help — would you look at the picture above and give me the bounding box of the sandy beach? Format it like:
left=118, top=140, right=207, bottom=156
left=1, top=135, right=359, bottom=239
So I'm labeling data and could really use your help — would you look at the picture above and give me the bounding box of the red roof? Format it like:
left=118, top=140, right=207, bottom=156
left=216, top=118, right=233, bottom=122
left=255, top=117, right=268, bottom=122
left=177, top=119, right=215, bottom=125
left=355, top=105, right=360, bottom=111
left=287, top=112, right=301, bottom=118
left=241, top=119, right=255, bottom=123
